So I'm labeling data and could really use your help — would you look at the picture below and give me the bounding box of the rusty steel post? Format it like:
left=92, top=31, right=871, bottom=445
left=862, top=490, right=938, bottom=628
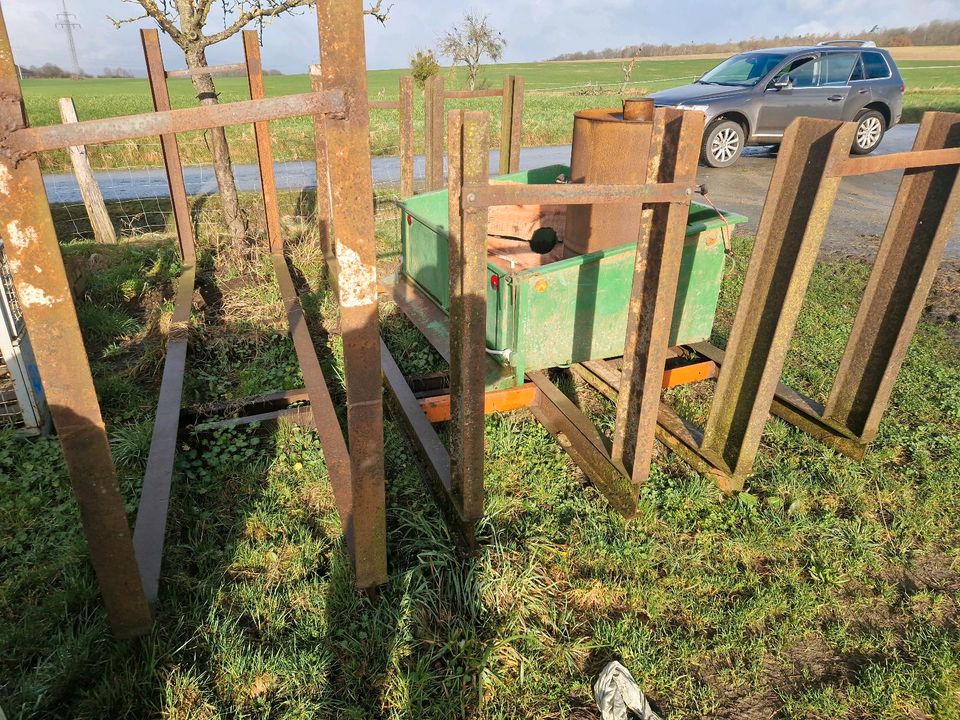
left=243, top=30, right=284, bottom=254
left=823, top=111, right=960, bottom=443
left=499, top=75, right=524, bottom=175
left=612, top=107, right=704, bottom=487
left=8, top=91, right=344, bottom=157
left=399, top=75, right=414, bottom=198
left=0, top=8, right=152, bottom=637
left=508, top=75, right=524, bottom=173
left=316, top=0, right=387, bottom=588
left=133, top=264, right=195, bottom=607
left=426, top=75, right=445, bottom=190
left=141, top=29, right=196, bottom=265
left=697, top=118, right=856, bottom=484
left=498, top=75, right=514, bottom=176
left=447, top=110, right=490, bottom=522
left=309, top=65, right=333, bottom=262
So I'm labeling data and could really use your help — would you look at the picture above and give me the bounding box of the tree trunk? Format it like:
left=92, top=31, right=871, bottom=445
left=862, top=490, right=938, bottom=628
left=184, top=45, right=247, bottom=245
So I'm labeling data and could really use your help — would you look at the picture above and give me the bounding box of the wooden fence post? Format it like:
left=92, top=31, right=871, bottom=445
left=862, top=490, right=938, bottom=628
left=58, top=98, right=116, bottom=243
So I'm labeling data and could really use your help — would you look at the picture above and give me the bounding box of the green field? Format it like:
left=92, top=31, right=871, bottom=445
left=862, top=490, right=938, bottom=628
left=21, top=58, right=960, bottom=172
left=2, top=187, right=960, bottom=717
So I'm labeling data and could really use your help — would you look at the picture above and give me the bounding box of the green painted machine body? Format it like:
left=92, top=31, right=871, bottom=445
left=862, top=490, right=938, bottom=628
left=398, top=164, right=747, bottom=387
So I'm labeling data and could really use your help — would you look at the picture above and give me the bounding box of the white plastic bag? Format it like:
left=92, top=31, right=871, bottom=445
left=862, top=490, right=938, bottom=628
left=593, top=661, right=663, bottom=720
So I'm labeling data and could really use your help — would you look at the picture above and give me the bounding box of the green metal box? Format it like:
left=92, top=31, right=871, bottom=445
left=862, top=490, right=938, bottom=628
left=398, top=165, right=746, bottom=385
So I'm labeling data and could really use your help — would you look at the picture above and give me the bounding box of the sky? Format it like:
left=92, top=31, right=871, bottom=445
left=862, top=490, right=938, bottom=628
left=4, top=0, right=959, bottom=76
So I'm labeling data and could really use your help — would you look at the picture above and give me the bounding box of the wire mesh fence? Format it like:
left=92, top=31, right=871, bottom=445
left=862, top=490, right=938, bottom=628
left=42, top=113, right=410, bottom=247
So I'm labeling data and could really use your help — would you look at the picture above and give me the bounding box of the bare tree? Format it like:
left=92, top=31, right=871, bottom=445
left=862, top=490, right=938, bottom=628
left=438, top=12, right=505, bottom=91
left=619, top=53, right=639, bottom=95
left=110, top=0, right=390, bottom=246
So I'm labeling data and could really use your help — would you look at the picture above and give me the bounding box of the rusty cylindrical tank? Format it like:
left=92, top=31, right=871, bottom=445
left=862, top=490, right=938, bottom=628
left=563, top=98, right=655, bottom=258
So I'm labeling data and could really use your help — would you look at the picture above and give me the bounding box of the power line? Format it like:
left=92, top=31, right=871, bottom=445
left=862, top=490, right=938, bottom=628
left=55, top=0, right=82, bottom=79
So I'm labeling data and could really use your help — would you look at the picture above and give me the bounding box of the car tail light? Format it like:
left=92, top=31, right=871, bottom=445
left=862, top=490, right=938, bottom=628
left=406, top=213, right=413, bottom=226
left=490, top=274, right=499, bottom=290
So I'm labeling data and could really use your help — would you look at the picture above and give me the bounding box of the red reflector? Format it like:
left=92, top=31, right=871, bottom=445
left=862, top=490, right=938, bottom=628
left=490, top=274, right=499, bottom=290
left=406, top=213, right=413, bottom=226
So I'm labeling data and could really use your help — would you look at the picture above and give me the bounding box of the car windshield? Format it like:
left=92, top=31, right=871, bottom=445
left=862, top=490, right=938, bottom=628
left=699, top=52, right=790, bottom=86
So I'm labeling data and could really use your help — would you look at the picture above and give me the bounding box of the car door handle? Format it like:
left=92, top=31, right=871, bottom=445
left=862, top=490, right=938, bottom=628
left=827, top=95, right=844, bottom=101
left=858, top=89, right=869, bottom=94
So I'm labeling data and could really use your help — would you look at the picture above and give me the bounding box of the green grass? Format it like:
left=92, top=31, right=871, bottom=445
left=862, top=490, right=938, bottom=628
left=2, top=201, right=959, bottom=718
left=22, top=58, right=960, bottom=172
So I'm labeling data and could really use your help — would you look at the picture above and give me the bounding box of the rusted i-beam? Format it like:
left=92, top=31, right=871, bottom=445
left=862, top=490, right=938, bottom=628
left=462, top=181, right=694, bottom=208
left=612, top=107, right=704, bottom=486
left=243, top=30, right=284, bottom=254
left=5, top=90, right=345, bottom=157
left=133, top=264, right=195, bottom=606
left=247, top=30, right=357, bottom=548
left=424, top=75, right=446, bottom=191
left=141, top=29, right=196, bottom=264
left=309, top=65, right=334, bottom=261
left=165, top=62, right=245, bottom=79
left=823, top=111, right=960, bottom=445
left=499, top=75, right=524, bottom=175
left=316, top=0, right=387, bottom=588
left=696, top=117, right=856, bottom=484
left=447, top=109, right=490, bottom=522
left=399, top=75, right=414, bottom=198
left=0, top=6, right=152, bottom=637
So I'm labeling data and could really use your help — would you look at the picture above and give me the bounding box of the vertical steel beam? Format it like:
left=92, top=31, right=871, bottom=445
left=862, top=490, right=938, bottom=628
left=315, top=0, right=387, bottom=588
left=698, top=118, right=856, bottom=482
left=499, top=75, right=524, bottom=175
left=824, top=111, right=960, bottom=442
left=508, top=75, right=524, bottom=173
left=425, top=75, right=445, bottom=190
left=611, top=108, right=703, bottom=487
left=242, top=30, right=283, bottom=254
left=141, top=29, right=195, bottom=265
left=309, top=65, right=333, bottom=262
left=498, top=75, right=514, bottom=176
left=447, top=110, right=490, bottom=521
left=399, top=75, right=414, bottom=198
left=0, top=8, right=152, bottom=637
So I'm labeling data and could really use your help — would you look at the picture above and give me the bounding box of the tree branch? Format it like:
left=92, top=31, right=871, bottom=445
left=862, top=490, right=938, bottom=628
left=200, top=0, right=311, bottom=47
left=108, top=0, right=183, bottom=43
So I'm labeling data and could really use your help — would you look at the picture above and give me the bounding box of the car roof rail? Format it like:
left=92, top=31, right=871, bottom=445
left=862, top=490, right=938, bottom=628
left=816, top=40, right=877, bottom=47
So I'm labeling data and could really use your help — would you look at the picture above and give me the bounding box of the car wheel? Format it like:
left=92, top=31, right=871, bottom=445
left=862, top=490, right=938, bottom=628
left=852, top=109, right=885, bottom=155
left=702, top=119, right=745, bottom=167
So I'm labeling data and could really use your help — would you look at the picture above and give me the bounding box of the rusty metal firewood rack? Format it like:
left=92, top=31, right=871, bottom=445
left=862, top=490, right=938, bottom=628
left=423, top=74, right=524, bottom=191
left=0, top=0, right=388, bottom=638
left=382, top=107, right=960, bottom=546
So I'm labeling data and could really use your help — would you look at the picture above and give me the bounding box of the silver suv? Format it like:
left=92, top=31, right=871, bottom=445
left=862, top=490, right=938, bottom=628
left=649, top=41, right=905, bottom=167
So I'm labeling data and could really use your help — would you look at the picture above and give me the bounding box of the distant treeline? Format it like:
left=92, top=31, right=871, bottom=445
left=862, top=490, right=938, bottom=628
left=549, top=19, right=960, bottom=61
left=16, top=63, right=283, bottom=79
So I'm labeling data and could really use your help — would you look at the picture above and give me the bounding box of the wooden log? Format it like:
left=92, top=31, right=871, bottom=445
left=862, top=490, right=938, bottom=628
left=58, top=98, right=116, bottom=243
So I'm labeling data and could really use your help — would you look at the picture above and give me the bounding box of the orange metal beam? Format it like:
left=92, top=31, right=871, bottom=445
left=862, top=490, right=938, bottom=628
left=418, top=360, right=715, bottom=423
left=420, top=383, right=538, bottom=422
left=662, top=359, right=717, bottom=388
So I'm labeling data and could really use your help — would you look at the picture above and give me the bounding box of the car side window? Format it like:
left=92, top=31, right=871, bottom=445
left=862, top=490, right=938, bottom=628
left=849, top=56, right=866, bottom=82
left=775, top=56, right=817, bottom=87
left=862, top=51, right=891, bottom=79
left=821, top=52, right=858, bottom=85
left=789, top=57, right=820, bottom=88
